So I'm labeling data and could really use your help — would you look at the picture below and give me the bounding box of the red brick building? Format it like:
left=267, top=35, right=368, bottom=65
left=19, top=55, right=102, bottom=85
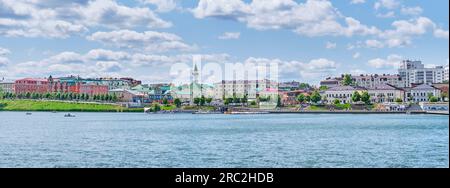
left=14, top=78, right=50, bottom=94
left=14, top=77, right=108, bottom=95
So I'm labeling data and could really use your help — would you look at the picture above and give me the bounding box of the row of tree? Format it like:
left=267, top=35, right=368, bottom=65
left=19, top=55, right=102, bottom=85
left=194, top=96, right=214, bottom=106
left=0, top=92, right=118, bottom=102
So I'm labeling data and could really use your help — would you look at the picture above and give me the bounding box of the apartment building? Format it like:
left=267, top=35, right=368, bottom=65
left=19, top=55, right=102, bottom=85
left=214, top=79, right=278, bottom=100
left=398, top=60, right=445, bottom=87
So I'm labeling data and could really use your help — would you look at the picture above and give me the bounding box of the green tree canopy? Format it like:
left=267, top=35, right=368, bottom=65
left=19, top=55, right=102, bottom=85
left=343, top=74, right=353, bottom=86
left=352, top=91, right=361, bottom=103
left=310, top=91, right=321, bottom=103
left=297, top=94, right=305, bottom=103
left=361, top=91, right=371, bottom=105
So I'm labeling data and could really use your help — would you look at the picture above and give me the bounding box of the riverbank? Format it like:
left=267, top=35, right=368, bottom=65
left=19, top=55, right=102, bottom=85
left=0, top=100, right=143, bottom=112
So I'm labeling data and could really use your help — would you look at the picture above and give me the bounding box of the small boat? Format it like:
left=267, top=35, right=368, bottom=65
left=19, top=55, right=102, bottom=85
left=64, top=113, right=76, bottom=117
left=26, top=112, right=32, bottom=115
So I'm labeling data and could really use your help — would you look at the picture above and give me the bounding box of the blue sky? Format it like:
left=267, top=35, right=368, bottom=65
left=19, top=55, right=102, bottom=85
left=0, top=0, right=448, bottom=85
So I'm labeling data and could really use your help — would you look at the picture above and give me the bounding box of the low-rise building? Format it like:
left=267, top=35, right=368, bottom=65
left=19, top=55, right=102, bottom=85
left=280, top=90, right=308, bottom=106
left=214, top=79, right=278, bottom=100
left=108, top=89, right=147, bottom=103
left=353, top=74, right=404, bottom=88
left=324, top=86, right=366, bottom=104
left=320, top=77, right=342, bottom=88
left=14, top=77, right=109, bottom=95
left=0, top=79, right=14, bottom=93
left=367, top=84, right=405, bottom=103
left=408, top=84, right=441, bottom=102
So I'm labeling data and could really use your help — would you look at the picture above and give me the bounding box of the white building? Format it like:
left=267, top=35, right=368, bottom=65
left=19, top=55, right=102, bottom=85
left=214, top=80, right=278, bottom=100
left=367, top=84, right=405, bottom=103
left=0, top=78, right=14, bottom=93
left=398, top=60, right=445, bottom=87
left=353, top=74, right=404, bottom=88
left=444, top=64, right=449, bottom=82
left=324, top=86, right=366, bottom=104
left=408, top=84, right=441, bottom=102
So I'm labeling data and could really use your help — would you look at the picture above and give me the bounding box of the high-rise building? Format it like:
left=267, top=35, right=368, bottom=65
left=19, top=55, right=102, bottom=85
left=444, top=64, right=449, bottom=82
left=398, top=60, right=445, bottom=87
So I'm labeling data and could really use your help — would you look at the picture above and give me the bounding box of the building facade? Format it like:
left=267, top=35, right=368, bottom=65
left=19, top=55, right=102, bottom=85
left=14, top=77, right=108, bottom=95
left=398, top=60, right=445, bottom=87
left=353, top=74, right=404, bottom=88
left=324, top=86, right=366, bottom=104
left=444, top=64, right=449, bottom=82
left=367, top=84, right=405, bottom=103
left=0, top=79, right=14, bottom=93
left=408, top=84, right=441, bottom=102
left=213, top=80, right=278, bottom=100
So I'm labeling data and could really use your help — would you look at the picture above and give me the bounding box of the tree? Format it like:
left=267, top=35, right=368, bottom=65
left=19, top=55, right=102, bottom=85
left=225, top=98, right=233, bottom=106
left=277, top=95, right=282, bottom=107
left=351, top=91, right=361, bottom=103
left=152, top=103, right=161, bottom=112
left=206, top=98, right=213, bottom=104
left=25, top=92, right=31, bottom=99
left=343, top=74, right=353, bottom=86
left=395, top=98, right=403, bottom=103
left=174, top=98, right=181, bottom=108
left=427, top=93, right=435, bottom=102
left=429, top=96, right=439, bottom=102
left=111, top=93, right=116, bottom=102
left=310, top=91, right=321, bottom=103
left=319, top=86, right=328, bottom=91
left=299, top=83, right=310, bottom=89
left=361, top=91, right=371, bottom=105
left=193, top=98, right=200, bottom=106
left=305, top=95, right=311, bottom=103
left=241, top=95, right=248, bottom=105
left=233, top=97, right=240, bottom=104
left=334, top=99, right=341, bottom=105
left=200, top=96, right=206, bottom=106
left=162, top=98, right=169, bottom=106
left=297, top=94, right=305, bottom=104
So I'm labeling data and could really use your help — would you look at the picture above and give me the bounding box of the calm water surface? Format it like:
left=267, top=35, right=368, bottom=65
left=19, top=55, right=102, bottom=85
left=0, top=112, right=448, bottom=167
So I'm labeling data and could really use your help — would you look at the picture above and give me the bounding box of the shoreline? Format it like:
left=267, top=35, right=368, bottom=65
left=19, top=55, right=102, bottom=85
left=1, top=109, right=448, bottom=115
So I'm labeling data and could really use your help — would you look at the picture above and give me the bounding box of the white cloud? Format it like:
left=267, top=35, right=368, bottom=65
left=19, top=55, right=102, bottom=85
left=140, top=0, right=178, bottom=12
left=353, top=52, right=361, bottom=59
left=0, top=47, right=10, bottom=66
left=368, top=54, right=403, bottom=69
left=218, top=32, right=241, bottom=40
left=0, top=57, right=9, bottom=66
left=0, top=0, right=171, bottom=38
left=434, top=29, right=449, bottom=40
left=325, top=42, right=337, bottom=49
left=365, top=39, right=385, bottom=48
left=5, top=48, right=232, bottom=82
left=376, top=11, right=395, bottom=18
left=350, top=0, right=365, bottom=4
left=401, top=6, right=423, bottom=16
left=193, top=0, right=379, bottom=37
left=374, top=0, right=400, bottom=10
left=243, top=56, right=337, bottom=83
left=87, top=30, right=194, bottom=53
left=0, top=47, right=11, bottom=56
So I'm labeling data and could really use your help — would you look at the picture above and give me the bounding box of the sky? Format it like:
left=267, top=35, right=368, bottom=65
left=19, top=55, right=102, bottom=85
left=0, top=0, right=448, bottom=85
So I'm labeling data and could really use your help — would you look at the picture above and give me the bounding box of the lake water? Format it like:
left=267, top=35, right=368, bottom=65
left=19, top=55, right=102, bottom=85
left=0, top=112, right=448, bottom=168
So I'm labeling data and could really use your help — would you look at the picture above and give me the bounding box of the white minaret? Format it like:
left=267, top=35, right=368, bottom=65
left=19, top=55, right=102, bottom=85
left=190, top=64, right=200, bottom=105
